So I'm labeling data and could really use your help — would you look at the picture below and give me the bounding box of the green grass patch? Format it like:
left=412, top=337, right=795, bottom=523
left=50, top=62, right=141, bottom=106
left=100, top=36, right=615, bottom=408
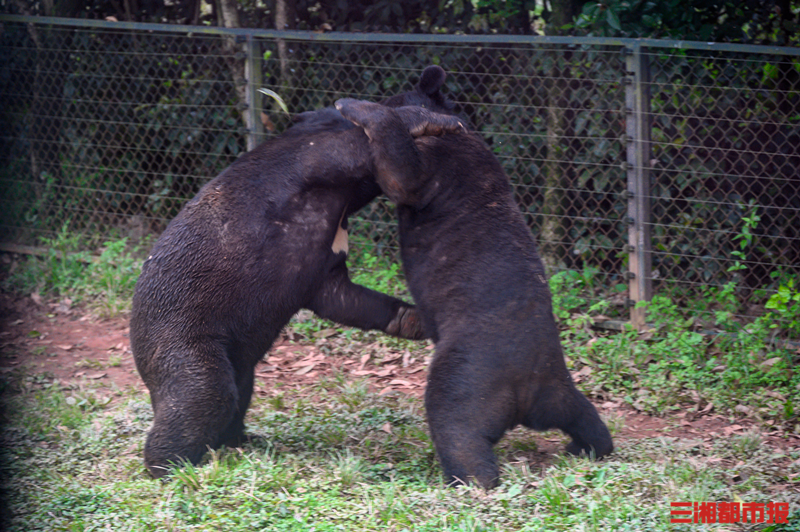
left=2, top=224, right=147, bottom=317
left=2, top=376, right=799, bottom=531
left=549, top=269, right=800, bottom=427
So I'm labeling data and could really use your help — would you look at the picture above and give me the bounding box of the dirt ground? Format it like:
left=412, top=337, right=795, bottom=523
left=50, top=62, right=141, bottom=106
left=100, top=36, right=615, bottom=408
left=1, top=291, right=799, bottom=476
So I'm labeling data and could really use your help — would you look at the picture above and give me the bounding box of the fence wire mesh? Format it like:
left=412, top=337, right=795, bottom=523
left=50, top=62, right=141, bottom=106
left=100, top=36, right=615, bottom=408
left=1, top=17, right=798, bottom=331
left=647, top=49, right=800, bottom=305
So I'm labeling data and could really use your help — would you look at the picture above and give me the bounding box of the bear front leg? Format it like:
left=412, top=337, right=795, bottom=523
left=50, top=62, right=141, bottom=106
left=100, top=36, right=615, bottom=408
left=335, top=98, right=465, bottom=206
left=306, top=261, right=426, bottom=340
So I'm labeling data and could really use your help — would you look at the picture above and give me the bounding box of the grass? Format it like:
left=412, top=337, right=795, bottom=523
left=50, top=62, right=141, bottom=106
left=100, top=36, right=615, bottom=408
left=2, top=224, right=147, bottom=317
left=2, top=230, right=800, bottom=529
left=2, top=376, right=798, bottom=531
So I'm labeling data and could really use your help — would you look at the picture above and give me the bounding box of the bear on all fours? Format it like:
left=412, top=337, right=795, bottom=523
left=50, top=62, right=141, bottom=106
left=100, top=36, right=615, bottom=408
left=130, top=67, right=464, bottom=478
left=336, top=98, right=613, bottom=488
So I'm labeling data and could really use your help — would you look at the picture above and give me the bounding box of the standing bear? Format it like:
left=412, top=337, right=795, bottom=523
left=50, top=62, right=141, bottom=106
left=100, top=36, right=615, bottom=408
left=335, top=98, right=613, bottom=488
left=131, top=67, right=463, bottom=478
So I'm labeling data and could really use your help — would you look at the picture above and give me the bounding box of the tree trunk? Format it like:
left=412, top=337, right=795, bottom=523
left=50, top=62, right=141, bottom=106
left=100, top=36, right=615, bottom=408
left=539, top=0, right=577, bottom=273
left=276, top=0, right=297, bottom=81
left=217, top=0, right=257, bottom=140
left=20, top=0, right=77, bottom=217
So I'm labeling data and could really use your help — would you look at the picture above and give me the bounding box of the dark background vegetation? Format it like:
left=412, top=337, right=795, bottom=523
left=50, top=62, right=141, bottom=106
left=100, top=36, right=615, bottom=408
left=1, top=0, right=800, bottom=334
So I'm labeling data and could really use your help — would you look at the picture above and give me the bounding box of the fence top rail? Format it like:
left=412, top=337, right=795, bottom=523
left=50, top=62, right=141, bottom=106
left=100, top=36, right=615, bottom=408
left=3, top=14, right=800, bottom=57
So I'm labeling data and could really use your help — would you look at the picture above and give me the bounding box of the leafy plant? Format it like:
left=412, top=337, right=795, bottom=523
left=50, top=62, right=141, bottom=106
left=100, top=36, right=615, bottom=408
left=2, top=228, right=144, bottom=316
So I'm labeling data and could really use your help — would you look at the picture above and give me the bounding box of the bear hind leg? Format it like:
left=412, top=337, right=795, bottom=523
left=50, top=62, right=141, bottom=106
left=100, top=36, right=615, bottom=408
left=523, top=386, right=613, bottom=460
left=219, top=367, right=256, bottom=448
left=144, top=353, right=239, bottom=478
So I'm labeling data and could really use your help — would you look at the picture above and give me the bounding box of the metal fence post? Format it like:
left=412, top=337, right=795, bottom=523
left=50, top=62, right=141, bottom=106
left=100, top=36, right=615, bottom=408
left=624, top=44, right=653, bottom=330
left=245, top=33, right=264, bottom=151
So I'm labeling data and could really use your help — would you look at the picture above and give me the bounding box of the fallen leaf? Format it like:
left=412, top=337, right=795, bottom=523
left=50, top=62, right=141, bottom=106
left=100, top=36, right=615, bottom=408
left=381, top=422, right=392, bottom=434
left=387, top=379, right=413, bottom=387
left=31, top=293, right=42, bottom=305
left=572, top=366, right=592, bottom=383
left=10, top=319, right=23, bottom=326
left=56, top=345, right=74, bottom=351
left=359, top=353, right=370, bottom=370
left=378, top=387, right=394, bottom=396
left=381, top=354, right=403, bottom=365
left=351, top=370, right=377, bottom=376
left=87, top=373, right=107, bottom=379
left=760, top=357, right=782, bottom=368
left=314, top=328, right=337, bottom=338
left=723, top=424, right=744, bottom=435
left=295, top=363, right=316, bottom=375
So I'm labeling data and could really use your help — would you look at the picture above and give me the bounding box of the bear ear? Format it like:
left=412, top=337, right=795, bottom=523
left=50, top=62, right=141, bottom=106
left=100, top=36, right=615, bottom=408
left=417, top=65, right=447, bottom=96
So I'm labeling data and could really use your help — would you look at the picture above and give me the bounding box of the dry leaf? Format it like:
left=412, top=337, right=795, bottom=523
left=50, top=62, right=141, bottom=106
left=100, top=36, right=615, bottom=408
left=87, top=373, right=107, bottom=379
left=381, top=422, right=393, bottom=434
left=295, top=363, right=317, bottom=375
left=314, top=328, right=337, bottom=338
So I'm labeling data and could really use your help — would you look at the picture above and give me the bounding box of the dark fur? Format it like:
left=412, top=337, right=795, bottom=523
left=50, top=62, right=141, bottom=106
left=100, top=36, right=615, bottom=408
left=336, top=99, right=614, bottom=488
left=131, top=67, right=457, bottom=478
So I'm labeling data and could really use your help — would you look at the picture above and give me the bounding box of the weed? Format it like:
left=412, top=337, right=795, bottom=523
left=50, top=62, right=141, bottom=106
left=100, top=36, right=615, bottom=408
left=2, top=228, right=144, bottom=317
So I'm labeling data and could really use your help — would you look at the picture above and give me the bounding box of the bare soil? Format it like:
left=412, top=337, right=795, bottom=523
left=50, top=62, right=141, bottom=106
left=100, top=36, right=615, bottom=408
left=1, top=291, right=799, bottom=485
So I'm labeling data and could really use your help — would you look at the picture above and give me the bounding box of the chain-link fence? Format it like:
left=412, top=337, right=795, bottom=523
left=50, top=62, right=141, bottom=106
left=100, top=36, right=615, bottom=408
left=1, top=15, right=799, bottom=332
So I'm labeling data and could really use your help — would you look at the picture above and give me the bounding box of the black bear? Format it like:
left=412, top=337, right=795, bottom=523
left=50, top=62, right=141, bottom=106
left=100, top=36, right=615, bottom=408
left=336, top=98, right=613, bottom=488
left=131, top=67, right=463, bottom=478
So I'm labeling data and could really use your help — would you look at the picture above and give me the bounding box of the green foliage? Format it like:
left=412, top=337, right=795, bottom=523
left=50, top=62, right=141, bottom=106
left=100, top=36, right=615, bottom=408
left=2, top=228, right=144, bottom=317
left=558, top=286, right=800, bottom=421
left=727, top=201, right=761, bottom=273
left=549, top=267, right=625, bottom=322
left=349, top=243, right=408, bottom=299
left=575, top=0, right=798, bottom=44
left=764, top=278, right=800, bottom=337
